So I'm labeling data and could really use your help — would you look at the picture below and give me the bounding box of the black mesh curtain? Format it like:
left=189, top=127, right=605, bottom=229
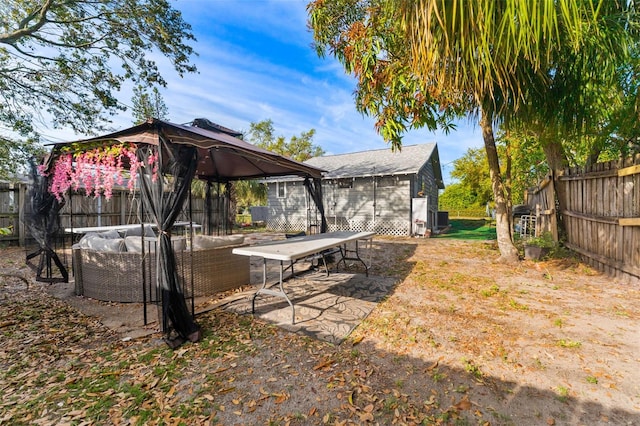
left=304, top=177, right=327, bottom=233
left=23, top=160, right=68, bottom=282
left=204, top=180, right=213, bottom=235
left=138, top=140, right=201, bottom=348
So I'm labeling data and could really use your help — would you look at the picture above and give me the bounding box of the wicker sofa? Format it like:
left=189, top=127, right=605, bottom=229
left=72, top=232, right=250, bottom=303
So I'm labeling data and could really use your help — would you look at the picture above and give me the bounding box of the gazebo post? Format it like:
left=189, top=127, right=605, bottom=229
left=188, top=185, right=195, bottom=316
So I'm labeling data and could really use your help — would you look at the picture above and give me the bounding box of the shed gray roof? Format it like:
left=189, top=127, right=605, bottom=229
left=305, top=143, right=441, bottom=179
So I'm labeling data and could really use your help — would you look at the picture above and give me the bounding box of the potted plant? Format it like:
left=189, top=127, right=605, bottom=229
left=523, top=232, right=555, bottom=260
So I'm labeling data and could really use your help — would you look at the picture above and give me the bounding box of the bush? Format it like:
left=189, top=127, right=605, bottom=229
left=524, top=232, right=556, bottom=249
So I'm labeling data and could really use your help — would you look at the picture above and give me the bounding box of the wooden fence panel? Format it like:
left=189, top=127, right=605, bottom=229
left=0, top=185, right=212, bottom=245
left=557, top=154, right=640, bottom=284
left=524, top=176, right=557, bottom=240
left=0, top=183, right=20, bottom=244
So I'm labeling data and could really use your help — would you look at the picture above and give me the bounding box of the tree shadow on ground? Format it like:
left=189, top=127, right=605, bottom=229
left=333, top=338, right=639, bottom=425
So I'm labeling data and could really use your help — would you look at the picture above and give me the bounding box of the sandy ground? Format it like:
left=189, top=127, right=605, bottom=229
left=355, top=237, right=640, bottom=425
left=1, top=235, right=639, bottom=425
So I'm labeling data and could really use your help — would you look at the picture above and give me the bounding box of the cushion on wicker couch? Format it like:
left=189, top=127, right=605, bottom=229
left=77, top=233, right=126, bottom=252
left=124, top=236, right=188, bottom=253
left=122, top=225, right=156, bottom=238
left=124, top=236, right=155, bottom=253
left=193, top=234, right=244, bottom=250
left=73, top=234, right=250, bottom=302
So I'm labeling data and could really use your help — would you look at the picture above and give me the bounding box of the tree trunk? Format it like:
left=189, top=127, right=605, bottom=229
left=542, top=138, right=569, bottom=239
left=480, top=112, right=520, bottom=263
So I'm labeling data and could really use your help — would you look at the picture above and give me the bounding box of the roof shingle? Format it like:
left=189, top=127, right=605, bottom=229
left=304, top=143, right=438, bottom=179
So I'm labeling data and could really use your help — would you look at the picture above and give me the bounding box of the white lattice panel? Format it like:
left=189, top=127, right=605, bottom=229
left=269, top=218, right=411, bottom=236
left=266, top=219, right=308, bottom=233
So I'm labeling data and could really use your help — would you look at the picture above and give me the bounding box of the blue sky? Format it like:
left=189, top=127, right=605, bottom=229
left=48, top=0, right=485, bottom=184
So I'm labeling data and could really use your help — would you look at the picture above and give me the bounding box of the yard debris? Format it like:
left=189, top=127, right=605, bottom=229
left=1, top=239, right=639, bottom=425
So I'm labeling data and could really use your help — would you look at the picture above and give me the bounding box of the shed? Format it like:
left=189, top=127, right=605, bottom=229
left=266, top=143, right=444, bottom=236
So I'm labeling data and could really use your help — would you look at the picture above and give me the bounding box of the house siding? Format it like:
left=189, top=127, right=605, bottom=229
left=266, top=181, right=309, bottom=232
left=264, top=143, right=443, bottom=236
left=324, top=176, right=410, bottom=234
left=267, top=176, right=413, bottom=236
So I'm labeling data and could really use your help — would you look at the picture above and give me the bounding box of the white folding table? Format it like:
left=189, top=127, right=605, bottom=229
left=232, top=231, right=375, bottom=323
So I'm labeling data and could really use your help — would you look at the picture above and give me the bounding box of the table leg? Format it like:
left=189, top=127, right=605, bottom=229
left=251, top=259, right=296, bottom=324
left=336, top=239, right=371, bottom=276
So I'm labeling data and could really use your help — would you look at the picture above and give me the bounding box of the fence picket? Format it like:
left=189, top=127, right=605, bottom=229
left=552, top=157, right=640, bottom=283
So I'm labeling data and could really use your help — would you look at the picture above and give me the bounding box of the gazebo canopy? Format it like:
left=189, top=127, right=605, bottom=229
left=48, top=118, right=324, bottom=181
left=41, top=118, right=327, bottom=348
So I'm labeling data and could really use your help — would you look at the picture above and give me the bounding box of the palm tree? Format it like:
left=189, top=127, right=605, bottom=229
left=309, top=0, right=637, bottom=261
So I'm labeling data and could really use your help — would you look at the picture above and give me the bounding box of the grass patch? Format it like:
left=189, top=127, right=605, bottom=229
left=480, top=284, right=501, bottom=297
left=557, top=339, right=582, bottom=349
left=435, top=219, right=496, bottom=240
left=586, top=376, right=598, bottom=384
left=555, top=385, right=570, bottom=403
left=508, top=299, right=529, bottom=311
left=462, top=358, right=484, bottom=380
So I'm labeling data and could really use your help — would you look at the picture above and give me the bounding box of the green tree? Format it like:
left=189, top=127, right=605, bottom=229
left=440, top=138, right=547, bottom=211
left=234, top=180, right=267, bottom=212
left=131, top=86, right=169, bottom=124
left=0, top=0, right=196, bottom=144
left=247, top=119, right=325, bottom=162
left=0, top=136, right=45, bottom=180
left=447, top=148, right=492, bottom=208
left=497, top=130, right=548, bottom=206
left=309, top=0, right=636, bottom=262
left=232, top=119, right=325, bottom=210
left=438, top=182, right=476, bottom=211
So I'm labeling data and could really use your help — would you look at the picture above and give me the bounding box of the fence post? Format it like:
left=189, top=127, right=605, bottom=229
left=18, top=183, right=26, bottom=247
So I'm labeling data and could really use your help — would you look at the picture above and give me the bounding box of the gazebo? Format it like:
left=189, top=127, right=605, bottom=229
left=32, top=118, right=326, bottom=348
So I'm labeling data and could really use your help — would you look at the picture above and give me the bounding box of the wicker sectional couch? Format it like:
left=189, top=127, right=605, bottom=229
left=72, top=233, right=250, bottom=303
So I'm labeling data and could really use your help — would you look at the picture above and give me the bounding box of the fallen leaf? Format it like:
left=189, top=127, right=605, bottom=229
left=359, top=412, right=374, bottom=422
left=274, top=392, right=289, bottom=404
left=454, top=396, right=472, bottom=411
left=351, top=335, right=364, bottom=345
left=426, top=360, right=439, bottom=372
left=166, top=386, right=176, bottom=398
left=313, top=358, right=333, bottom=370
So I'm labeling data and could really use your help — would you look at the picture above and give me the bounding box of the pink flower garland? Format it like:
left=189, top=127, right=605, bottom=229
left=39, top=144, right=154, bottom=201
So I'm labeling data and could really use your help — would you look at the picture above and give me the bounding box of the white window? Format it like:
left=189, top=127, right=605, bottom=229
left=276, top=181, right=286, bottom=198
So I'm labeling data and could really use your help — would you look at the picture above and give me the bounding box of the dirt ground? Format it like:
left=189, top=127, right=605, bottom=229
left=1, top=236, right=639, bottom=425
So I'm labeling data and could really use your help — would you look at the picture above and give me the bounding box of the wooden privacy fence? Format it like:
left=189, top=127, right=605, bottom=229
left=523, top=176, right=558, bottom=241
left=0, top=182, right=22, bottom=244
left=556, top=155, right=640, bottom=284
left=0, top=184, right=231, bottom=246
